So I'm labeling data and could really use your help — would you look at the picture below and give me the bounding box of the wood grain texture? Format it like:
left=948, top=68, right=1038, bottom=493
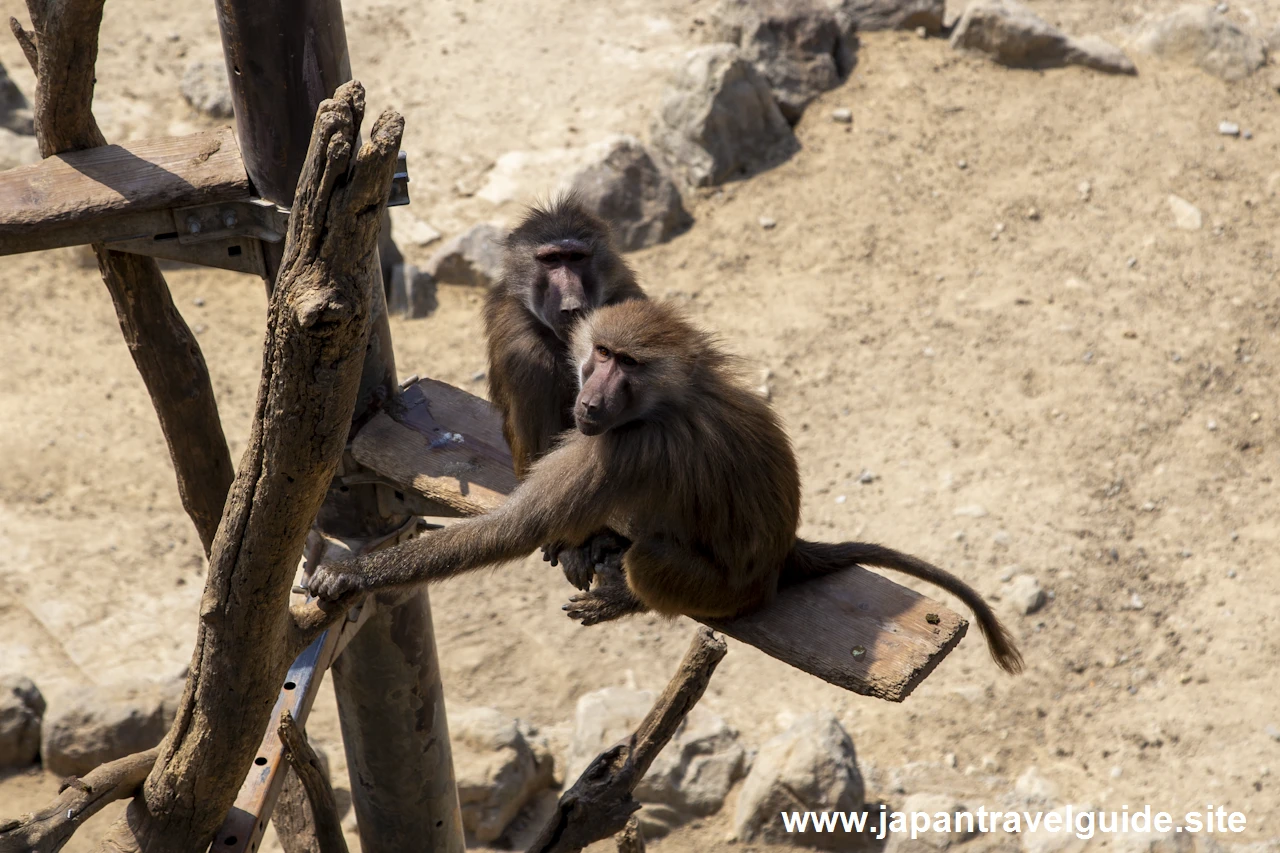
left=348, top=378, right=965, bottom=701
left=0, top=126, right=249, bottom=253
left=702, top=569, right=968, bottom=701
left=350, top=378, right=518, bottom=516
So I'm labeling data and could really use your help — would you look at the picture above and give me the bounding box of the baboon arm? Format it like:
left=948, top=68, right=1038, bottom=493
left=308, top=440, right=613, bottom=599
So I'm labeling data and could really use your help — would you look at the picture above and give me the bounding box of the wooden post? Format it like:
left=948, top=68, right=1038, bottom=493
left=214, top=3, right=465, bottom=852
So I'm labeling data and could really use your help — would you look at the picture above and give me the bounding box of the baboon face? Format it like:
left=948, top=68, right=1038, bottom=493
left=575, top=340, right=644, bottom=435
left=527, top=238, right=597, bottom=341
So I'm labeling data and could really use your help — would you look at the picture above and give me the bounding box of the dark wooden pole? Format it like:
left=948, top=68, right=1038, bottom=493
left=214, top=4, right=464, bottom=852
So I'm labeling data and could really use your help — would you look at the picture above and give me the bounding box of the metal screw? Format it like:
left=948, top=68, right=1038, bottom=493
left=185, top=215, right=201, bottom=235
left=222, top=210, right=238, bottom=228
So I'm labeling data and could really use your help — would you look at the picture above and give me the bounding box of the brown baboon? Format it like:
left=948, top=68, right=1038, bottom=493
left=311, top=300, right=1023, bottom=674
left=484, top=196, right=644, bottom=588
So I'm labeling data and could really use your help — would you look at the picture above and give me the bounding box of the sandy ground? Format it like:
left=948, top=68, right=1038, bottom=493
left=2, top=0, right=1280, bottom=850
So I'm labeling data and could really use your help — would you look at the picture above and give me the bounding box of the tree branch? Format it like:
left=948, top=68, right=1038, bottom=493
left=526, top=628, right=728, bottom=853
left=80, top=83, right=404, bottom=853
left=13, top=0, right=234, bottom=555
left=275, top=711, right=349, bottom=853
left=0, top=748, right=158, bottom=853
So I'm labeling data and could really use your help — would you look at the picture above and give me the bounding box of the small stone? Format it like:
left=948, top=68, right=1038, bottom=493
left=0, top=676, right=45, bottom=769
left=835, top=494, right=847, bottom=504
left=953, top=504, right=988, bottom=518
left=1216, top=2, right=1229, bottom=11
left=857, top=469, right=877, bottom=484
left=1180, top=549, right=1193, bottom=558
left=944, top=752, right=957, bottom=768
left=471, top=370, right=487, bottom=383
left=192, top=297, right=205, bottom=307
left=1026, top=207, right=1040, bottom=220
left=1219, top=121, right=1241, bottom=137
left=759, top=216, right=777, bottom=229
left=1110, top=765, right=1123, bottom=778
left=1227, top=570, right=1237, bottom=579
left=1078, top=180, right=1092, bottom=200
left=451, top=707, right=556, bottom=843
left=957, top=158, right=968, bottom=169
left=1243, top=129, right=1253, bottom=140
left=42, top=680, right=182, bottom=776
left=1142, top=501, right=1157, bottom=512
left=180, top=60, right=234, bottom=119
left=916, top=25, right=929, bottom=37
left=1124, top=592, right=1145, bottom=610
left=1207, top=419, right=1218, bottom=431
left=733, top=713, right=863, bottom=847
left=425, top=223, right=505, bottom=288
left=1168, top=194, right=1203, bottom=230
left=1265, top=724, right=1280, bottom=742
left=831, top=107, right=853, bottom=124
left=1009, top=574, right=1047, bottom=615
left=1250, top=412, right=1261, bottom=422
left=1126, top=256, right=1138, bottom=268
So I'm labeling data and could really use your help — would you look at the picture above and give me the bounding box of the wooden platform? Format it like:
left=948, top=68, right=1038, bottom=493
left=351, top=377, right=969, bottom=702
left=0, top=127, right=251, bottom=255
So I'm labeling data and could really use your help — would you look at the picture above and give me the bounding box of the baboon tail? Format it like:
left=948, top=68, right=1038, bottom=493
left=785, top=539, right=1024, bottom=675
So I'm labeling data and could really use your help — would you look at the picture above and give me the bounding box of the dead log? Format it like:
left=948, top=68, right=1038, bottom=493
left=275, top=711, right=349, bottom=853
left=0, top=748, right=158, bottom=853
left=65, top=82, right=403, bottom=852
left=526, top=628, right=728, bottom=853
left=11, top=2, right=233, bottom=554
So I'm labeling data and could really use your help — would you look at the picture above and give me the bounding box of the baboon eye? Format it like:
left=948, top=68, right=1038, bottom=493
left=596, top=345, right=611, bottom=358
left=618, top=354, right=639, bottom=368
left=564, top=251, right=586, bottom=263
left=538, top=252, right=560, bottom=266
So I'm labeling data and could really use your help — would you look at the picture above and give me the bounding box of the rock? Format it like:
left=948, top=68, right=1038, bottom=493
left=1168, top=195, right=1203, bottom=230
left=0, top=676, right=45, bottom=768
left=832, top=107, right=853, bottom=123
left=564, top=135, right=692, bottom=252
left=635, top=706, right=747, bottom=837
left=884, top=793, right=977, bottom=853
left=1009, top=574, right=1047, bottom=615
left=1014, top=766, right=1059, bottom=804
left=1134, top=6, right=1265, bottom=81
left=829, top=0, right=945, bottom=35
left=387, top=264, right=438, bottom=319
left=1218, top=120, right=1241, bottom=137
left=425, top=223, right=505, bottom=288
left=450, top=707, right=555, bottom=843
left=0, top=60, right=34, bottom=135
left=388, top=207, right=442, bottom=248
left=180, top=60, right=234, bottom=119
left=567, top=687, right=656, bottom=783
left=650, top=44, right=798, bottom=190
left=708, top=0, right=855, bottom=124
left=568, top=687, right=745, bottom=838
left=734, top=712, right=863, bottom=849
left=41, top=681, right=181, bottom=777
left=950, top=0, right=1136, bottom=74
left=0, top=126, right=40, bottom=170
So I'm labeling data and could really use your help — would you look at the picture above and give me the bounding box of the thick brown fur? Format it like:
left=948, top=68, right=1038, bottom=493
left=311, top=301, right=1024, bottom=674
left=483, top=195, right=645, bottom=477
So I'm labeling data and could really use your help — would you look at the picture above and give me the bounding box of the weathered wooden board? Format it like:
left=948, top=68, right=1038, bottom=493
left=351, top=378, right=518, bottom=516
left=702, top=570, right=967, bottom=701
left=351, top=376, right=968, bottom=701
left=0, top=126, right=249, bottom=254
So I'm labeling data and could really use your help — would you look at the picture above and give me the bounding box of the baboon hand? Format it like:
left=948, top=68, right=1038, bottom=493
left=542, top=541, right=595, bottom=590
left=563, top=590, right=614, bottom=626
left=307, top=561, right=370, bottom=601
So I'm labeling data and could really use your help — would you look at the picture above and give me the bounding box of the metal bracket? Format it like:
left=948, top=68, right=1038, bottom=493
left=106, top=151, right=411, bottom=276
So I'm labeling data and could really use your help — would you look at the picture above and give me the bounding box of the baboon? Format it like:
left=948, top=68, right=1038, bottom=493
left=310, top=301, right=1023, bottom=674
left=484, top=196, right=644, bottom=587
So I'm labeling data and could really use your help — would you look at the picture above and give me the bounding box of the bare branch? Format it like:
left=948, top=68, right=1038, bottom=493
left=91, top=80, right=403, bottom=853
left=526, top=628, right=728, bottom=853
left=276, top=711, right=349, bottom=853
left=0, top=748, right=157, bottom=853
left=616, top=817, right=645, bottom=853
left=14, top=0, right=233, bottom=554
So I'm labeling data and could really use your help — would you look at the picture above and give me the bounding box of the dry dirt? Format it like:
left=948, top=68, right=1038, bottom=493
left=2, top=0, right=1280, bottom=851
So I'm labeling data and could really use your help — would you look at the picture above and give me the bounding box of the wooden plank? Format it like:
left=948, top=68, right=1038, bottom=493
left=351, top=377, right=968, bottom=701
left=0, top=126, right=249, bottom=254
left=702, top=570, right=967, bottom=701
left=350, top=379, right=517, bottom=516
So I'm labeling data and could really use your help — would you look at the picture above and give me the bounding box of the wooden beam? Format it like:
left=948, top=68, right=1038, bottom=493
left=0, top=126, right=250, bottom=255
left=349, top=378, right=967, bottom=702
